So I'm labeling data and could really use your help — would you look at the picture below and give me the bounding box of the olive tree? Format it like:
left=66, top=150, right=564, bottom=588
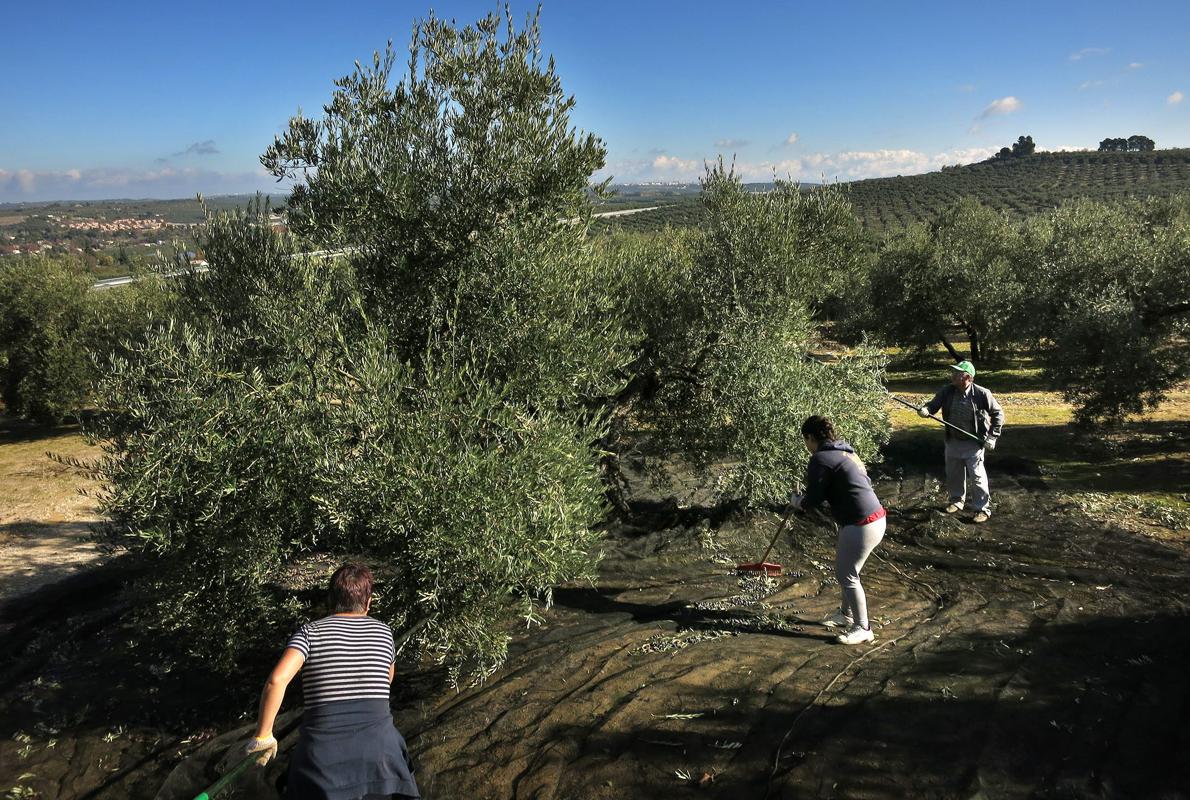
left=90, top=207, right=606, bottom=677
left=0, top=256, right=94, bottom=422
left=607, top=164, right=890, bottom=504
left=1022, top=196, right=1190, bottom=423
left=860, top=199, right=1028, bottom=361
left=90, top=9, right=626, bottom=676
left=0, top=256, right=167, bottom=423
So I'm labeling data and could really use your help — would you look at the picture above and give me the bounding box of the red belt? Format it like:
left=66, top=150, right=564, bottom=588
left=857, top=507, right=887, bottom=526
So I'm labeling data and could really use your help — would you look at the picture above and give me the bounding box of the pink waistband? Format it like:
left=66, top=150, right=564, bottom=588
left=857, top=507, right=887, bottom=526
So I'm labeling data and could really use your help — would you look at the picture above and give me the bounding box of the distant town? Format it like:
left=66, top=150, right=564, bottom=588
left=0, top=196, right=287, bottom=275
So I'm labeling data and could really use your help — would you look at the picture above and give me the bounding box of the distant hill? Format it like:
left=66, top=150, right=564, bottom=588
left=843, top=148, right=1190, bottom=231
left=591, top=181, right=813, bottom=216
left=592, top=181, right=822, bottom=233
left=593, top=149, right=1190, bottom=235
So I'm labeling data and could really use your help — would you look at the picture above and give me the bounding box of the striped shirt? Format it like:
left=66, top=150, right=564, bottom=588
left=286, top=615, right=395, bottom=707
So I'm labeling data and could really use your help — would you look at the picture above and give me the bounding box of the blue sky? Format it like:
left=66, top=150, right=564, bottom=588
left=2, top=0, right=1188, bottom=201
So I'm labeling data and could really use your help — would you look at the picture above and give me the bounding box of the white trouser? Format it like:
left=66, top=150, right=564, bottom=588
left=836, top=516, right=886, bottom=629
left=945, top=439, right=990, bottom=513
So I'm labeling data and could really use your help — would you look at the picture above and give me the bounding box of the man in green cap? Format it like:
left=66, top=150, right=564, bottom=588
left=918, top=360, right=1005, bottom=523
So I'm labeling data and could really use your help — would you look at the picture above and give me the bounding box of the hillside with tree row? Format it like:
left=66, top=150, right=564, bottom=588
left=594, top=148, right=1190, bottom=235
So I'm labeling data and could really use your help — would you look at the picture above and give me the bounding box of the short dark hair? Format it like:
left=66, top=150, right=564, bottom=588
left=328, top=563, right=373, bottom=613
left=801, top=415, right=837, bottom=442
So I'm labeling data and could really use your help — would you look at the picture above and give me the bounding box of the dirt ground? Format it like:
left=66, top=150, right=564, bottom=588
left=2, top=426, right=1189, bottom=800
left=0, top=416, right=105, bottom=606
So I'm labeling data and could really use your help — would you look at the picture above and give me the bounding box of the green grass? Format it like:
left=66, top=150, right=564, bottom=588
left=1063, top=491, right=1190, bottom=531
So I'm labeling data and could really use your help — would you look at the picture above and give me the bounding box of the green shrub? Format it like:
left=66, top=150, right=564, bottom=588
left=0, top=256, right=94, bottom=422
left=0, top=257, right=168, bottom=423
left=90, top=209, right=607, bottom=676
left=616, top=165, right=889, bottom=503
left=1022, top=196, right=1190, bottom=423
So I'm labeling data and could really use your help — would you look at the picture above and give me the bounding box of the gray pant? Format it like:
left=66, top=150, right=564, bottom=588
left=945, top=439, right=990, bottom=513
left=836, top=516, right=886, bottom=629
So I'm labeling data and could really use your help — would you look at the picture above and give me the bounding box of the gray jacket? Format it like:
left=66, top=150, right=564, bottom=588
left=925, top=383, right=1005, bottom=445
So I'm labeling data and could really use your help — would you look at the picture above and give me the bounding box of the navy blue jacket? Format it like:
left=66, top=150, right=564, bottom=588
left=801, top=440, right=883, bottom=526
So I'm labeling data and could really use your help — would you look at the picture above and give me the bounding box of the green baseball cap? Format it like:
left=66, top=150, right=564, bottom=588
left=949, top=360, right=976, bottom=378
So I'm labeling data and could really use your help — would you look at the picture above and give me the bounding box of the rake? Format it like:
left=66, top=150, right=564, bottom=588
left=737, top=483, right=803, bottom=576
left=736, top=512, right=794, bottom=577
left=887, top=391, right=985, bottom=445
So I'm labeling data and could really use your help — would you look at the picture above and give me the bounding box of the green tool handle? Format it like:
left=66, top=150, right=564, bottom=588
left=191, top=753, right=257, bottom=800
left=887, top=392, right=985, bottom=445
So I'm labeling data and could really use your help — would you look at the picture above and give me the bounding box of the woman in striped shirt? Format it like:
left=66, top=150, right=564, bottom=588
left=243, top=563, right=420, bottom=799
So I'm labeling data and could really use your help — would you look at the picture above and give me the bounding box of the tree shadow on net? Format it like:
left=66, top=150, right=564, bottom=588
left=447, top=611, right=1190, bottom=800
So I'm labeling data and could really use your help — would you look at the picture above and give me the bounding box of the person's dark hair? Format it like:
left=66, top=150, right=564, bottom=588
left=328, top=563, right=373, bottom=613
left=801, top=415, right=838, bottom=442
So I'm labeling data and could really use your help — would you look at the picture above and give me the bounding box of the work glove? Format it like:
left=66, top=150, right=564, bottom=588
left=917, top=405, right=931, bottom=418
left=788, top=492, right=803, bottom=512
left=983, top=437, right=997, bottom=451
left=242, top=735, right=278, bottom=766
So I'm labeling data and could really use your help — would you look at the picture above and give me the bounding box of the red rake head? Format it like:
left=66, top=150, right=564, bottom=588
left=736, top=562, right=782, bottom=576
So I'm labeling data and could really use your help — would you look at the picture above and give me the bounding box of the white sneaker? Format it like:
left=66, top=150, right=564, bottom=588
left=836, top=624, right=875, bottom=645
left=821, top=608, right=854, bottom=628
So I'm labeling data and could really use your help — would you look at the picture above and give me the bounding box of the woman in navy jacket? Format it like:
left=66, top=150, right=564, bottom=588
left=791, top=415, right=886, bottom=645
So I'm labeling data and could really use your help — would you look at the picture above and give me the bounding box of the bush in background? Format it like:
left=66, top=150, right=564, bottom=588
left=0, top=256, right=168, bottom=423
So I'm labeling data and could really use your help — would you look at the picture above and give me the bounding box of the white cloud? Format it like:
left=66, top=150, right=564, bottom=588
left=1126, top=62, right=1144, bottom=71
left=0, top=166, right=283, bottom=202
left=1069, top=47, right=1109, bottom=61
left=977, top=96, right=1021, bottom=119
left=1169, top=90, right=1184, bottom=106
left=1078, top=80, right=1105, bottom=91
left=714, top=138, right=749, bottom=148
left=651, top=154, right=702, bottom=178
left=784, top=132, right=800, bottom=146
left=777, top=147, right=999, bottom=181
left=970, top=96, right=1022, bottom=133
left=597, top=146, right=1001, bottom=185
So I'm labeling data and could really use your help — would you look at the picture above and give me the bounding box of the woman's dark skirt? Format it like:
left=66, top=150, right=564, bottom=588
left=286, top=699, right=419, bottom=800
